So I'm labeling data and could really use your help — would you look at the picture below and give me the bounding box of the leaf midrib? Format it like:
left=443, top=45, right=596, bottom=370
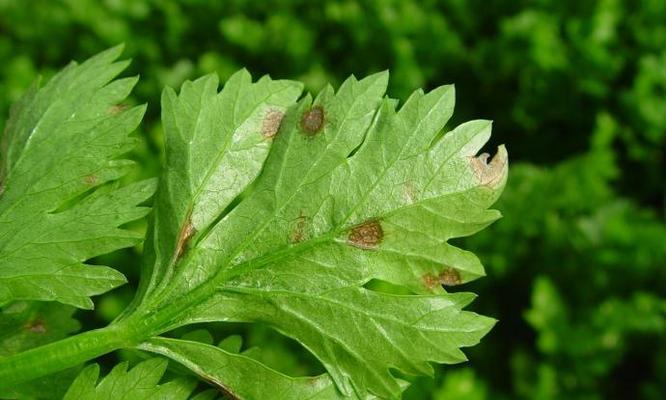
left=143, top=180, right=491, bottom=336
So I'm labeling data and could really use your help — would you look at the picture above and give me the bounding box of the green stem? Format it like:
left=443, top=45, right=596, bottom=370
left=0, top=284, right=209, bottom=388
left=0, top=230, right=337, bottom=389
left=0, top=321, right=136, bottom=389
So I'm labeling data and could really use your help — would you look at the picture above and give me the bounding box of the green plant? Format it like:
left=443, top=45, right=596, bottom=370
left=0, top=47, right=507, bottom=399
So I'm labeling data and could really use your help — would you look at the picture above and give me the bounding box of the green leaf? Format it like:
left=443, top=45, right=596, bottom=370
left=127, top=72, right=506, bottom=398
left=138, top=337, right=352, bottom=399
left=217, top=334, right=243, bottom=353
left=0, top=46, right=156, bottom=309
left=64, top=358, right=195, bottom=400
left=186, top=288, right=493, bottom=398
left=190, top=390, right=220, bottom=400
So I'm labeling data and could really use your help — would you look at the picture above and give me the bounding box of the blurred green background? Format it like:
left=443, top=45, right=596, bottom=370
left=1, top=0, right=664, bottom=398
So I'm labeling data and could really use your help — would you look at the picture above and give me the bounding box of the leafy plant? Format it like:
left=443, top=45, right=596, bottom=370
left=0, top=47, right=507, bottom=399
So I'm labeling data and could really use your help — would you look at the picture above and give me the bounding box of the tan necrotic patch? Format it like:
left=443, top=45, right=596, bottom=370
left=469, top=145, right=508, bottom=187
left=83, top=175, right=98, bottom=185
left=422, top=273, right=440, bottom=290
left=423, top=267, right=463, bottom=289
left=261, top=109, right=285, bottom=138
left=439, top=267, right=462, bottom=286
left=175, top=219, right=196, bottom=260
left=347, top=219, right=384, bottom=249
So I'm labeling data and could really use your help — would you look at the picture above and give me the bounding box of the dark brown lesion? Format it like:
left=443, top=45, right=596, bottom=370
left=290, top=212, right=308, bottom=243
left=24, top=318, right=46, bottom=334
left=300, top=105, right=325, bottom=136
left=347, top=219, right=384, bottom=249
left=261, top=109, right=285, bottom=139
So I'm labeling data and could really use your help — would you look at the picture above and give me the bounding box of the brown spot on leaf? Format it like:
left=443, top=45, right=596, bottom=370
left=261, top=109, right=285, bottom=138
left=423, top=267, right=463, bottom=289
left=439, top=267, right=462, bottom=286
left=109, top=104, right=128, bottom=115
left=348, top=219, right=383, bottom=249
left=300, top=105, right=325, bottom=136
left=469, top=146, right=508, bottom=187
left=291, top=212, right=308, bottom=243
left=25, top=318, right=46, bottom=334
left=423, top=273, right=439, bottom=290
left=83, top=175, right=98, bottom=185
left=175, top=219, right=196, bottom=260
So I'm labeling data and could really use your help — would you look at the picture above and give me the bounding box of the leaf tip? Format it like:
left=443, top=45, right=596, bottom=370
left=470, top=144, right=508, bottom=188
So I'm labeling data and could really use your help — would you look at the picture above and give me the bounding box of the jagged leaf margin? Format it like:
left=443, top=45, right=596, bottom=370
left=0, top=46, right=156, bottom=309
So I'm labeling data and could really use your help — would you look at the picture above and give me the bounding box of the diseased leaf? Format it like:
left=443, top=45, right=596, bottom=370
left=63, top=358, right=195, bottom=400
left=123, top=70, right=303, bottom=314
left=0, top=301, right=81, bottom=399
left=0, top=301, right=79, bottom=356
left=0, top=46, right=156, bottom=308
left=125, top=71, right=507, bottom=399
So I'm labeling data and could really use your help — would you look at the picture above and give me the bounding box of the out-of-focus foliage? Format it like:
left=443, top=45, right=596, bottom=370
left=0, top=0, right=663, bottom=399
left=465, top=114, right=666, bottom=399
